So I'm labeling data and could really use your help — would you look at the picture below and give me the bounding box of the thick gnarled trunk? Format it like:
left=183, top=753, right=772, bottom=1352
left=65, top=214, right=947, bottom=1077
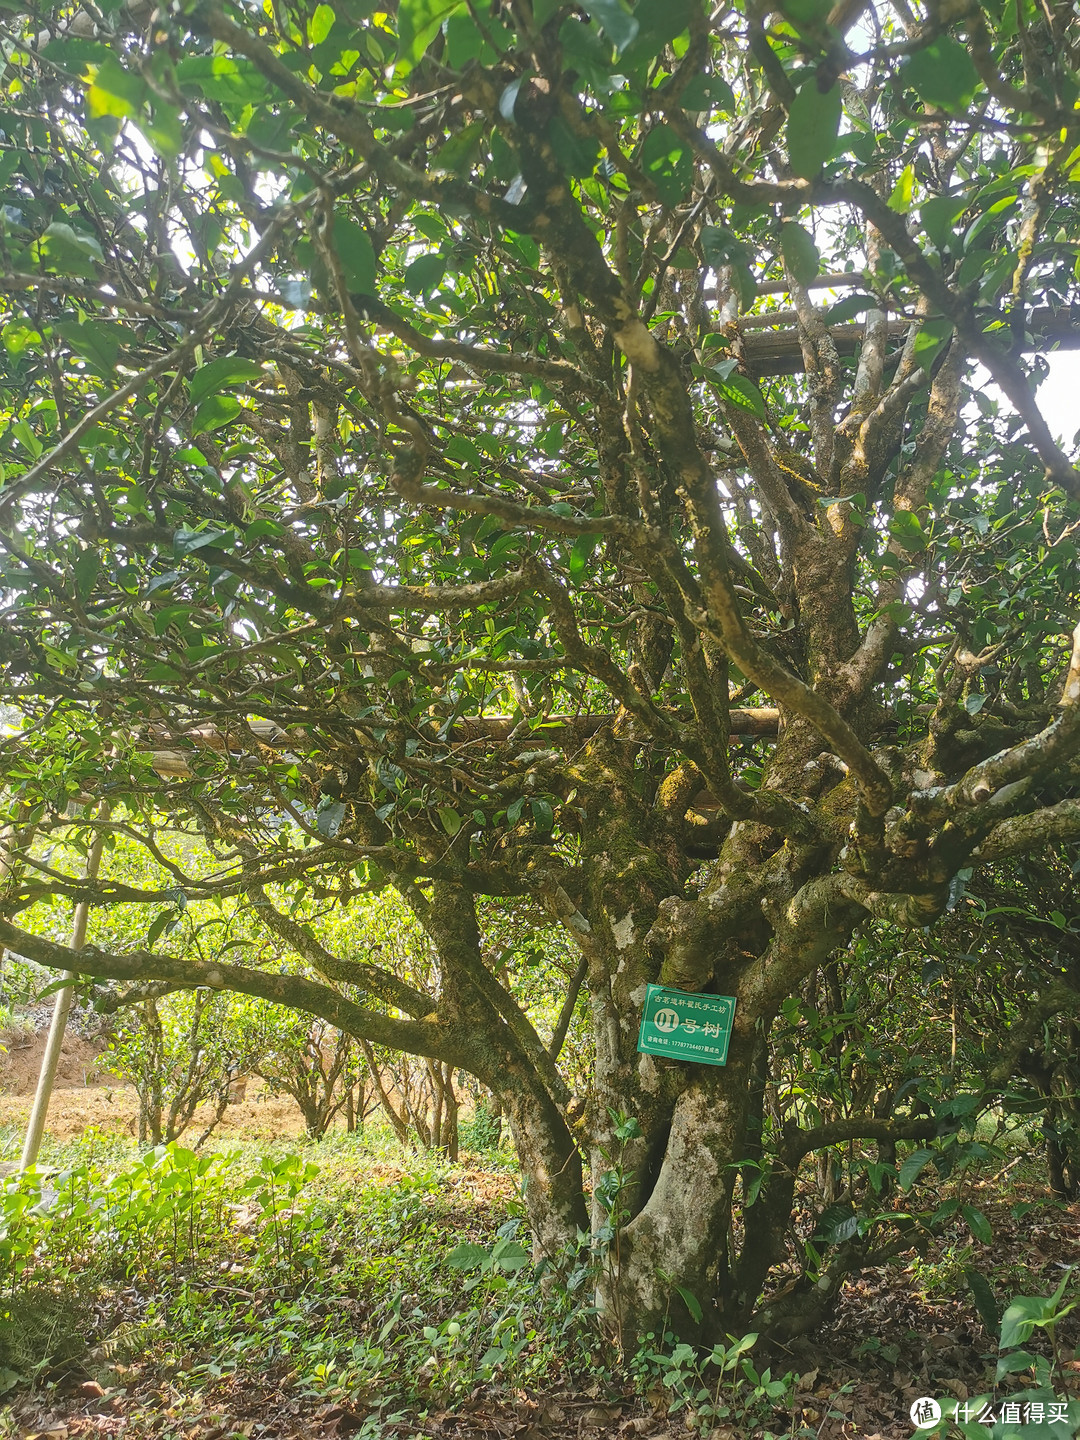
left=607, top=1069, right=751, bottom=1340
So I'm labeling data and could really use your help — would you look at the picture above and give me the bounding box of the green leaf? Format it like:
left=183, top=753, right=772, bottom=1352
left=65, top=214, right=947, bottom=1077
left=680, top=71, right=735, bottom=112
left=445, top=8, right=512, bottom=65
left=86, top=56, right=146, bottom=120
left=446, top=435, right=483, bottom=466
left=700, top=225, right=750, bottom=269
left=568, top=532, right=601, bottom=582
left=38, top=223, right=105, bottom=276
left=778, top=0, right=831, bottom=31
left=779, top=221, right=819, bottom=286
left=994, top=1349, right=1036, bottom=1379
left=189, top=358, right=264, bottom=406
left=506, top=796, right=526, bottom=824
left=146, top=909, right=175, bottom=948
left=920, top=195, right=966, bottom=253
left=317, top=799, right=346, bottom=837
left=309, top=3, right=336, bottom=42
left=376, top=757, right=407, bottom=793
left=817, top=1203, right=860, bottom=1243
left=530, top=798, right=554, bottom=830
left=700, top=252, right=756, bottom=307
left=3, top=324, right=43, bottom=358
left=55, top=319, right=124, bottom=375
left=621, top=0, right=694, bottom=57
left=40, top=36, right=113, bottom=77
left=965, top=1267, right=1000, bottom=1335
left=141, top=103, right=184, bottom=160
left=786, top=79, right=842, bottom=179
left=898, top=1147, right=935, bottom=1191
left=887, top=509, right=927, bottom=551
left=175, top=55, right=268, bottom=106
left=674, top=1285, right=703, bottom=1324
left=999, top=1295, right=1052, bottom=1350
left=73, top=548, right=100, bottom=602
left=715, top=373, right=767, bottom=419
left=0, top=1366, right=23, bottom=1397
left=887, top=164, right=915, bottom=214
left=191, top=395, right=242, bottom=434
left=497, top=75, right=527, bottom=123
left=332, top=217, right=377, bottom=294
left=246, top=519, right=285, bottom=541
left=433, top=121, right=485, bottom=174
left=11, top=418, right=42, bottom=458
left=491, top=1238, right=529, bottom=1271
left=641, top=124, right=692, bottom=205
left=824, top=292, right=878, bottom=324
left=397, top=0, right=467, bottom=64
left=173, top=527, right=236, bottom=557
left=548, top=115, right=601, bottom=178
left=45, top=224, right=104, bottom=264
left=902, top=37, right=980, bottom=112
left=967, top=194, right=1019, bottom=253
left=579, top=0, right=639, bottom=54
left=438, top=805, right=462, bottom=836
left=961, top=1204, right=992, bottom=1245
left=913, top=316, right=954, bottom=373
left=447, top=1241, right=489, bottom=1269
left=34, top=976, right=74, bottom=1002
left=403, top=253, right=447, bottom=295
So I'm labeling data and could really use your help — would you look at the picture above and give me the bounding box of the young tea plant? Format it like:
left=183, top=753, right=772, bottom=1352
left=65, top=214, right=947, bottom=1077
left=995, top=1268, right=1078, bottom=1392
left=922, top=1272, right=1080, bottom=1439
left=633, top=1331, right=802, bottom=1436
left=593, top=1110, right=644, bottom=1351
left=237, top=1153, right=323, bottom=1273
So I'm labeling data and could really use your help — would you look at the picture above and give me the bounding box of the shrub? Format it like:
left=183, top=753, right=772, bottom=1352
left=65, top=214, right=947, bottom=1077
left=105, top=993, right=246, bottom=1146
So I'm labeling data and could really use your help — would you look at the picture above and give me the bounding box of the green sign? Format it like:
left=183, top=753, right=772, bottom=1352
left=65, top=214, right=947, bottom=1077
left=637, top=985, right=736, bottom=1067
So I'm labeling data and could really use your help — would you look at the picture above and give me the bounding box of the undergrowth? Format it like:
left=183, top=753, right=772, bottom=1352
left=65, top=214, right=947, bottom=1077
left=0, top=1128, right=602, bottom=1426
left=4, top=1128, right=1080, bottom=1439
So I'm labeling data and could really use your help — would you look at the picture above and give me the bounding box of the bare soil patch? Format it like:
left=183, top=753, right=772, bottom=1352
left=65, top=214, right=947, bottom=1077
left=0, top=1026, right=109, bottom=1098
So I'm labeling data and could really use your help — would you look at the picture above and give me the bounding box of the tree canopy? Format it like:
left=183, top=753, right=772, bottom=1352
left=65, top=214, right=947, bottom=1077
left=1, top=0, right=1079, bottom=1341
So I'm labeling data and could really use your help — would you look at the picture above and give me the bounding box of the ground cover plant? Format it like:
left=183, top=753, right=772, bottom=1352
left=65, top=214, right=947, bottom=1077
left=0, top=1130, right=593, bottom=1435
left=3, top=1124, right=1080, bottom=1440
left=1, top=0, right=1080, bottom=1404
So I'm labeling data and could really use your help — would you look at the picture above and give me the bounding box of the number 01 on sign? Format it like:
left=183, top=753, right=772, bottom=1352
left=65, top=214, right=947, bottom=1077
left=637, top=985, right=736, bottom=1067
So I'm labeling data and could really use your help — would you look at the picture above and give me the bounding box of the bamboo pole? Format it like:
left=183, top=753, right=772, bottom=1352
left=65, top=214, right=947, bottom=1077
left=19, top=807, right=108, bottom=1172
left=140, top=707, right=783, bottom=778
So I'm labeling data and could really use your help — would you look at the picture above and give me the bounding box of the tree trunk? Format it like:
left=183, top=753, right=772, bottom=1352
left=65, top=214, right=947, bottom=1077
left=359, top=1038, right=410, bottom=1144
left=601, top=1066, right=750, bottom=1340
left=435, top=1064, right=459, bottom=1160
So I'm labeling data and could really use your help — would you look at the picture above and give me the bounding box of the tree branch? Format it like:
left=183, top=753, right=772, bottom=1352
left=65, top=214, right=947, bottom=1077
left=247, top=884, right=437, bottom=1019
left=0, top=917, right=459, bottom=1063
